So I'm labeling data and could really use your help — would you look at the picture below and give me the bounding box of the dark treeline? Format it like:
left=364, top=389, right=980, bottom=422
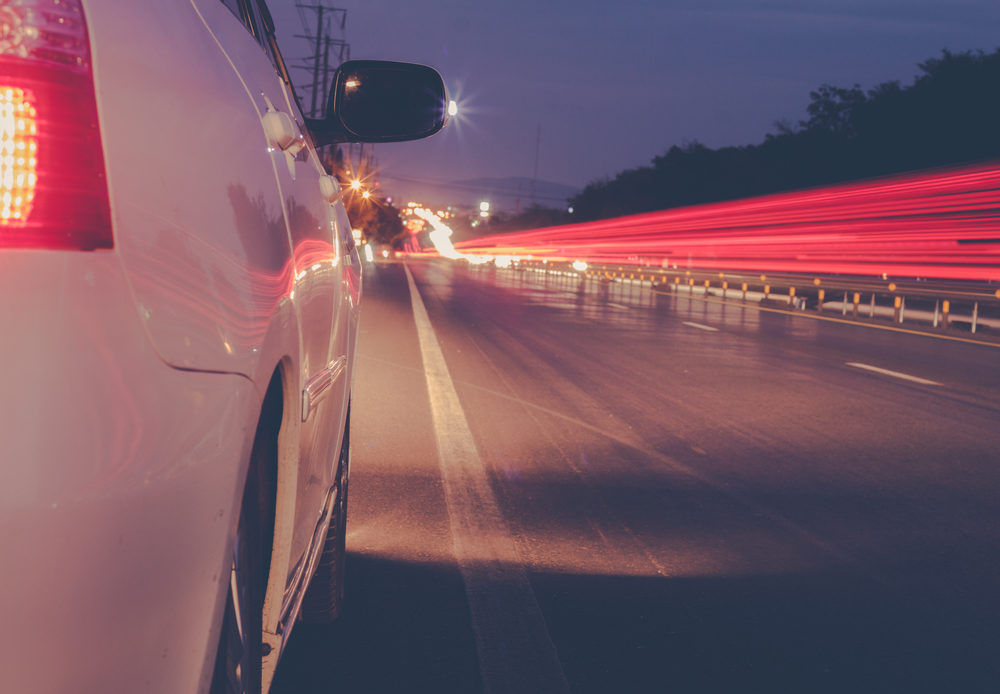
left=568, top=48, right=1000, bottom=222
left=479, top=203, right=575, bottom=233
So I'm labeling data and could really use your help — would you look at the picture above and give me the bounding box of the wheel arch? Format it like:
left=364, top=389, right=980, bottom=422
left=259, top=357, right=302, bottom=672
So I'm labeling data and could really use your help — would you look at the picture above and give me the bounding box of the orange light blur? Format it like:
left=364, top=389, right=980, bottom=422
left=0, top=87, right=38, bottom=225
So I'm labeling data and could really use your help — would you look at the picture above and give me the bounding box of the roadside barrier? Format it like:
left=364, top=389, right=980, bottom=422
left=469, top=258, right=1000, bottom=341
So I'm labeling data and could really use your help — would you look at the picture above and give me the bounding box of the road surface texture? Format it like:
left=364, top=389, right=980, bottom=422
left=273, top=259, right=1000, bottom=694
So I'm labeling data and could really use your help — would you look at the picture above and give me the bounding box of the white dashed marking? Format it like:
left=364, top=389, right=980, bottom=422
left=683, top=321, right=719, bottom=332
left=846, top=362, right=942, bottom=386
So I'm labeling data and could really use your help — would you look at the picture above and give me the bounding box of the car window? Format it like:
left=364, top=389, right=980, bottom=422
left=218, top=0, right=272, bottom=62
left=248, top=0, right=305, bottom=113
left=219, top=0, right=253, bottom=31
left=217, top=0, right=305, bottom=114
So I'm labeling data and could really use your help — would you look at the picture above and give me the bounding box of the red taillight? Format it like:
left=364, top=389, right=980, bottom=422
left=0, top=0, right=112, bottom=250
left=0, top=87, right=37, bottom=224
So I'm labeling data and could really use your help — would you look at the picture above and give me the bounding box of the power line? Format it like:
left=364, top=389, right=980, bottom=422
left=292, top=2, right=348, bottom=118
left=378, top=174, right=576, bottom=204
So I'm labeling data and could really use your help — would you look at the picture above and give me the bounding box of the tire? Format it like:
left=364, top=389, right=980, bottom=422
left=210, top=461, right=266, bottom=694
left=299, top=411, right=350, bottom=623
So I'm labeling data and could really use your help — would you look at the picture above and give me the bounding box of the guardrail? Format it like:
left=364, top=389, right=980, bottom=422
left=470, top=258, right=1000, bottom=342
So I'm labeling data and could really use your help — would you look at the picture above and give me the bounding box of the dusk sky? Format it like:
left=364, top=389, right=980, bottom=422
left=272, top=1, right=1000, bottom=198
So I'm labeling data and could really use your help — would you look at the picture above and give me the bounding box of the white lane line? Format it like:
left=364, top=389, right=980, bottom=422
left=683, top=321, right=719, bottom=332
left=607, top=302, right=630, bottom=309
left=405, top=266, right=570, bottom=694
left=846, top=362, right=942, bottom=386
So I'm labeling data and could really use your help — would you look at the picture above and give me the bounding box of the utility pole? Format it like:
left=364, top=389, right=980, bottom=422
left=531, top=123, right=541, bottom=206
left=292, top=2, right=349, bottom=119
left=292, top=4, right=376, bottom=190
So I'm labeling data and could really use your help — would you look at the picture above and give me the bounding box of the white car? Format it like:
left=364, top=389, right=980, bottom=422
left=0, top=1, right=446, bottom=692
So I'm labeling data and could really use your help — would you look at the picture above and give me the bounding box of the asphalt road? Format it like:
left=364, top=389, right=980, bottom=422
left=272, top=258, right=1000, bottom=694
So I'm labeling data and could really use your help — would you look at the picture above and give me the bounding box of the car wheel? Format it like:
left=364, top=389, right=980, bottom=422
left=211, top=460, right=267, bottom=694
left=300, top=411, right=350, bottom=622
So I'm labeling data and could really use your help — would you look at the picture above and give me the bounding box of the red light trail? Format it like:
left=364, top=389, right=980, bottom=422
left=451, top=163, right=1000, bottom=281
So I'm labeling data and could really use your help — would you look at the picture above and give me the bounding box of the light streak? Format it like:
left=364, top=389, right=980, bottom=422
left=416, top=207, right=491, bottom=264
left=450, top=162, right=1000, bottom=281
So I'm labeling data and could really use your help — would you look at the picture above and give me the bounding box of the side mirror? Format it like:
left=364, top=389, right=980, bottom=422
left=307, top=60, right=448, bottom=146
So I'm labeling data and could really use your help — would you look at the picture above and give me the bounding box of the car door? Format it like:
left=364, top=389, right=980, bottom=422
left=189, top=0, right=350, bottom=631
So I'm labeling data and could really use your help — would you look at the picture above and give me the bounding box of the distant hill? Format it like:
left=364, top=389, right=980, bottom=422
left=380, top=175, right=579, bottom=213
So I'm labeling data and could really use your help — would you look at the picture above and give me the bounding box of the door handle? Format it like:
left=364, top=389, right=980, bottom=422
left=260, top=94, right=306, bottom=177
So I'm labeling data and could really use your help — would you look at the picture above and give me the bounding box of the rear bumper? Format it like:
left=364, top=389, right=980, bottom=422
left=0, top=251, right=258, bottom=693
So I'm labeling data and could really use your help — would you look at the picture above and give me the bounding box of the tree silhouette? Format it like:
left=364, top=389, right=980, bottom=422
left=568, top=48, right=1000, bottom=223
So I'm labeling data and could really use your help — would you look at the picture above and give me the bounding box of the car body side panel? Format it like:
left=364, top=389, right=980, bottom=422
left=337, top=200, right=363, bottom=383
left=185, top=0, right=351, bottom=622
left=85, top=0, right=297, bottom=378
left=0, top=253, right=259, bottom=694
